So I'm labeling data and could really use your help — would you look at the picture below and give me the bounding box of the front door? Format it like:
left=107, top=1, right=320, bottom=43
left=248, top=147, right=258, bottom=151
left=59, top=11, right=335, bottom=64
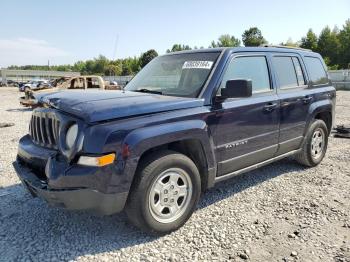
left=212, top=54, right=280, bottom=176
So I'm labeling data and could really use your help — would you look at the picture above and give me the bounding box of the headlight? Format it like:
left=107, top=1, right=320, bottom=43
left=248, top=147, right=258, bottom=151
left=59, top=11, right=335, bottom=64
left=65, top=124, right=78, bottom=149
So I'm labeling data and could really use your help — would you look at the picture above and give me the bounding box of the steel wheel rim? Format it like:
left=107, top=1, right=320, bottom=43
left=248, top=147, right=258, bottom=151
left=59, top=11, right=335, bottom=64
left=311, top=128, right=325, bottom=160
left=148, top=168, right=193, bottom=224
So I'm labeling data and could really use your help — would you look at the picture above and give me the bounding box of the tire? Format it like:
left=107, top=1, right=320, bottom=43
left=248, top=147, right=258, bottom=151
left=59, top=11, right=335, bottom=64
left=295, top=119, right=329, bottom=167
left=125, top=150, right=201, bottom=234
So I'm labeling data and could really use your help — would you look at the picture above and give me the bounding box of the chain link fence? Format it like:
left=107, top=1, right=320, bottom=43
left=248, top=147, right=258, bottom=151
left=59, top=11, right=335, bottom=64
left=329, top=70, right=350, bottom=90
left=103, top=75, right=133, bottom=87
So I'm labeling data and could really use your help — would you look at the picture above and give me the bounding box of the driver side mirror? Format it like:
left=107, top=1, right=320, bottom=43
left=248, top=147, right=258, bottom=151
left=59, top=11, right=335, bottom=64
left=221, top=79, right=252, bottom=99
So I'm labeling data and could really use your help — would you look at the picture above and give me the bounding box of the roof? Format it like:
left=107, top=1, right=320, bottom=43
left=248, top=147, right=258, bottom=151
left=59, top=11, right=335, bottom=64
left=164, top=46, right=317, bottom=56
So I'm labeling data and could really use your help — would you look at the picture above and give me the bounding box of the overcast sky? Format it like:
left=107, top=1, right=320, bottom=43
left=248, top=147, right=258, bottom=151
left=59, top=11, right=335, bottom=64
left=0, top=0, right=349, bottom=67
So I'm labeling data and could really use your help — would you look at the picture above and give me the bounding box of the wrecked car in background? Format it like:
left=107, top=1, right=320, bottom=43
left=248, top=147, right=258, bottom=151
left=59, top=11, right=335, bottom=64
left=20, top=75, right=121, bottom=107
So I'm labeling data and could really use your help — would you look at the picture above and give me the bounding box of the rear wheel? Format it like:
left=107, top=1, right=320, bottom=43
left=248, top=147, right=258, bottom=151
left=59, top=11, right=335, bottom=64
left=126, top=150, right=201, bottom=234
left=295, top=119, right=328, bottom=167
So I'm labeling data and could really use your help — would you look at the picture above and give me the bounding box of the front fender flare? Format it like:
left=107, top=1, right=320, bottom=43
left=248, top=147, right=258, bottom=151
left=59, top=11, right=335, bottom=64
left=119, top=120, right=217, bottom=190
left=123, top=120, right=216, bottom=168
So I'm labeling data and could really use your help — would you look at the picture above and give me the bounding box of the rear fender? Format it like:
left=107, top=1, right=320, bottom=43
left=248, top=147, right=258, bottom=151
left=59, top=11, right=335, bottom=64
left=304, top=100, right=333, bottom=136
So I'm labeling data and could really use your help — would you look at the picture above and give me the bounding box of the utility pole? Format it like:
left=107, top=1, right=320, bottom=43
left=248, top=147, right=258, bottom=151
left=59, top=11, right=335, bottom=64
left=48, top=60, right=50, bottom=81
left=113, top=34, right=119, bottom=60
left=111, top=34, right=119, bottom=81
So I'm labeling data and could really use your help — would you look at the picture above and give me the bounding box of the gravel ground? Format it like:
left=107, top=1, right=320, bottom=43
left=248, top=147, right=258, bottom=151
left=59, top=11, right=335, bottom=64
left=0, top=87, right=349, bottom=262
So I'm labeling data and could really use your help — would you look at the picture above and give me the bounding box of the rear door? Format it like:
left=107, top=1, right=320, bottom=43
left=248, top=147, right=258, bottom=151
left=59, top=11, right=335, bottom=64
left=271, top=54, right=311, bottom=154
left=212, top=53, right=280, bottom=176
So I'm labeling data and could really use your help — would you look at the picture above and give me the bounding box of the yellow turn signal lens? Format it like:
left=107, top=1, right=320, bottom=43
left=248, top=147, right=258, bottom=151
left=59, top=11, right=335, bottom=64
left=78, top=153, right=116, bottom=167
left=97, top=153, right=116, bottom=166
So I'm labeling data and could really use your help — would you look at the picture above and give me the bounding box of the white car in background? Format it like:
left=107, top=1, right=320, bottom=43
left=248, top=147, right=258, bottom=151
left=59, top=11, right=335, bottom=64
left=22, top=80, right=49, bottom=91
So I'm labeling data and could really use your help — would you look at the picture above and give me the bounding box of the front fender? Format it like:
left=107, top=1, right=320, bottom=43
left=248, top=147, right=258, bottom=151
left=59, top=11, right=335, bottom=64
left=115, top=120, right=217, bottom=192
left=123, top=120, right=216, bottom=169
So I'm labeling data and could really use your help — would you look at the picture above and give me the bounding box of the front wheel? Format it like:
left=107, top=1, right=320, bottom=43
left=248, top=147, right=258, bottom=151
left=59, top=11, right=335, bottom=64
left=295, top=119, right=329, bottom=167
left=125, top=150, right=201, bottom=234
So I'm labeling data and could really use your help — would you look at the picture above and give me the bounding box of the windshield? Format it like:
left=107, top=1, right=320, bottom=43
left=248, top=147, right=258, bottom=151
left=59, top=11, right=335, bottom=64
left=125, top=52, right=220, bottom=97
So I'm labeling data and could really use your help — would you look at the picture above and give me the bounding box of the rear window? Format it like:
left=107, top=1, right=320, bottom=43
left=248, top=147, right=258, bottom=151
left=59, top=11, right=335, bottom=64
left=304, top=57, right=328, bottom=85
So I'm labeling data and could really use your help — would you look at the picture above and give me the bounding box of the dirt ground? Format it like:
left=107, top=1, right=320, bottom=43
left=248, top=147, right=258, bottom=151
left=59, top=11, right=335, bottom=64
left=0, top=88, right=349, bottom=261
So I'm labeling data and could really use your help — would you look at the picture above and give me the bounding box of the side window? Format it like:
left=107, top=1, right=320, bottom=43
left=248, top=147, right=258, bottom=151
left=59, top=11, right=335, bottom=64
left=87, top=78, right=100, bottom=88
left=272, top=57, right=298, bottom=88
left=220, top=56, right=271, bottom=93
left=292, top=57, right=305, bottom=86
left=69, top=78, right=84, bottom=89
left=75, top=78, right=85, bottom=89
left=304, top=57, right=329, bottom=85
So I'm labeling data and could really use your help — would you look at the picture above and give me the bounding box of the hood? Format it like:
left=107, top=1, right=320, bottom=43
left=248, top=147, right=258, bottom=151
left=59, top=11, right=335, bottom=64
left=38, top=90, right=204, bottom=123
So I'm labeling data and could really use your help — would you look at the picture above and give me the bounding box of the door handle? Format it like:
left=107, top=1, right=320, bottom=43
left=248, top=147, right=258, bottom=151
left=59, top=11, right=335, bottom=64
left=263, top=102, right=277, bottom=112
left=302, top=95, right=312, bottom=104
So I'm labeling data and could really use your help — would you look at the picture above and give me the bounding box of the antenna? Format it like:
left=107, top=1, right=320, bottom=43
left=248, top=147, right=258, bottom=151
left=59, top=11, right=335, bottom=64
left=112, top=34, right=119, bottom=60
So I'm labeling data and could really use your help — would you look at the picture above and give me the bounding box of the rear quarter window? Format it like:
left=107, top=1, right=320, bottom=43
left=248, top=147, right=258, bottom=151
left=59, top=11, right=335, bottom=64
left=304, top=57, right=329, bottom=85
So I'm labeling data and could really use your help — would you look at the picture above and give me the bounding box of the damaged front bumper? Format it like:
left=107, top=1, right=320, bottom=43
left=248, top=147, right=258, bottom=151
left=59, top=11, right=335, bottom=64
left=13, top=136, right=128, bottom=215
left=13, top=161, right=127, bottom=215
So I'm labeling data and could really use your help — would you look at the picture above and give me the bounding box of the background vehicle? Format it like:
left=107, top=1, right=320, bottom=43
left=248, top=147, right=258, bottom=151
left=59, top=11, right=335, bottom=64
left=6, top=80, right=19, bottom=87
left=19, top=75, right=121, bottom=107
left=18, top=82, right=27, bottom=92
left=108, top=80, right=119, bottom=87
left=14, top=47, right=336, bottom=234
left=22, top=81, right=41, bottom=91
left=19, top=80, right=53, bottom=92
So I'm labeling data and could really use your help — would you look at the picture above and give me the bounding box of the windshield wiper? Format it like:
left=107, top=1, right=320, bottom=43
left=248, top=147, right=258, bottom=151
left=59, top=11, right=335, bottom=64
left=134, top=88, right=163, bottom=95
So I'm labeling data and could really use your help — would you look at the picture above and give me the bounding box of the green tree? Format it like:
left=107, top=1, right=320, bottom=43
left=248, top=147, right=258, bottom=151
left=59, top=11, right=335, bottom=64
left=105, top=63, right=122, bottom=76
left=339, top=19, right=350, bottom=69
left=121, top=57, right=141, bottom=76
left=166, top=44, right=192, bottom=53
left=121, top=64, right=132, bottom=76
left=111, top=60, right=123, bottom=76
left=55, top=65, right=72, bottom=71
left=84, top=60, right=95, bottom=75
left=300, top=29, right=318, bottom=51
left=280, top=37, right=299, bottom=47
left=317, top=26, right=340, bottom=67
left=92, top=55, right=109, bottom=75
left=130, top=57, right=141, bottom=73
left=139, top=49, right=158, bottom=68
left=211, top=34, right=241, bottom=47
left=72, top=61, right=86, bottom=73
left=242, top=27, right=267, bottom=46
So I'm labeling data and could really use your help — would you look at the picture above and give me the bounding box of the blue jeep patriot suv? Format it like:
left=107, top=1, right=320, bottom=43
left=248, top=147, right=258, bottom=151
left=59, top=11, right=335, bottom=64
left=14, top=46, right=336, bottom=233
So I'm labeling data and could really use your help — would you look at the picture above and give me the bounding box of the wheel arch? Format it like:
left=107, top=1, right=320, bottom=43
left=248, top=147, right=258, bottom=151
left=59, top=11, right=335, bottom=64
left=123, top=120, right=217, bottom=192
left=305, top=100, right=333, bottom=136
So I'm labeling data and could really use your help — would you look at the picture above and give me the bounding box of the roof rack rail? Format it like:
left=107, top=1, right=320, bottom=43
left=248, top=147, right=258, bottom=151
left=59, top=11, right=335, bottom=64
left=259, top=44, right=312, bottom=52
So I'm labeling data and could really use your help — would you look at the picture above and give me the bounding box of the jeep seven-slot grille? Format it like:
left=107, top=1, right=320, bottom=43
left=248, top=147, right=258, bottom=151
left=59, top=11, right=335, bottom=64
left=29, top=112, right=60, bottom=149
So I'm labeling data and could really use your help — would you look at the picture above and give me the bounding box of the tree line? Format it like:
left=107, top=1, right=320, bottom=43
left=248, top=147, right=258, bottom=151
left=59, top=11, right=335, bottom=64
left=8, top=18, right=350, bottom=75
